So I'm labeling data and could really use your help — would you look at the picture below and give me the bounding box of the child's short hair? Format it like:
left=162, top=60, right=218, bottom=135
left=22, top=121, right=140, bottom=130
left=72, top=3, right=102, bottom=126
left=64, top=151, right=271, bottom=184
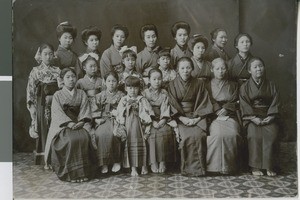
left=148, top=68, right=162, bottom=78
left=190, top=34, right=208, bottom=50
left=140, top=24, right=158, bottom=40
left=234, top=33, right=253, bottom=48
left=125, top=76, right=140, bottom=87
left=81, top=26, right=102, bottom=45
left=39, top=43, right=54, bottom=53
left=158, top=48, right=171, bottom=58
left=111, top=24, right=129, bottom=39
left=171, top=21, right=191, bottom=38
left=56, top=21, right=77, bottom=39
left=122, top=49, right=137, bottom=60
left=176, top=57, right=194, bottom=70
left=82, top=56, right=98, bottom=68
left=104, top=71, right=119, bottom=82
left=211, top=58, right=227, bottom=69
left=247, top=57, right=265, bottom=71
left=210, top=28, right=227, bottom=43
left=60, top=67, right=76, bottom=79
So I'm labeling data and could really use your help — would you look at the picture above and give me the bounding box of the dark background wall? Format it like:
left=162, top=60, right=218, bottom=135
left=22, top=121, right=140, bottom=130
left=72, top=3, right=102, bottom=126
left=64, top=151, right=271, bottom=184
left=13, top=0, right=296, bottom=152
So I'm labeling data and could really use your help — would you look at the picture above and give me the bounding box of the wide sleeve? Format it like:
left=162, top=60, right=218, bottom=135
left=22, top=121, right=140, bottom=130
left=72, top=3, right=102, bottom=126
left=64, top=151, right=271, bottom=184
left=116, top=96, right=127, bottom=125
left=193, top=81, right=214, bottom=117
left=136, top=52, right=144, bottom=74
left=267, top=81, right=280, bottom=116
left=222, top=82, right=239, bottom=112
left=51, top=92, right=73, bottom=128
left=167, top=81, right=183, bottom=117
left=160, top=92, right=171, bottom=120
left=78, top=90, right=92, bottom=122
left=100, top=49, right=112, bottom=78
left=26, top=68, right=38, bottom=109
left=239, top=83, right=254, bottom=118
left=74, top=57, right=84, bottom=79
left=138, top=97, right=154, bottom=125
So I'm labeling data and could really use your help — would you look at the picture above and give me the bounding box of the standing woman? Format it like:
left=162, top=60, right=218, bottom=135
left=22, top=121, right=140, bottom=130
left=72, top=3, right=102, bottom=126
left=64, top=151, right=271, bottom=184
left=190, top=34, right=212, bottom=81
left=100, top=24, right=129, bottom=78
left=44, top=68, right=95, bottom=182
left=227, top=33, right=253, bottom=85
left=168, top=57, right=213, bottom=176
left=205, top=28, right=230, bottom=62
left=239, top=57, right=280, bottom=176
left=206, top=58, right=242, bottom=175
left=136, top=24, right=161, bottom=77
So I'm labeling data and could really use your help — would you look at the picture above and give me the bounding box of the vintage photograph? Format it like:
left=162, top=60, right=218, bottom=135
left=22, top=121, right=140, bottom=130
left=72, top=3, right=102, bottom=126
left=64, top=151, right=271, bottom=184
left=12, top=0, right=297, bottom=198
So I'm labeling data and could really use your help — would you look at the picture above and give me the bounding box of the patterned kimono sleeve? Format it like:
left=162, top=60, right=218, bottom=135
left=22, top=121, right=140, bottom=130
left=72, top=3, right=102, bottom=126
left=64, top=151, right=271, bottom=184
left=138, top=97, right=154, bottom=125
left=26, top=68, right=38, bottom=109
left=116, top=96, right=127, bottom=125
left=92, top=93, right=103, bottom=119
left=160, top=92, right=171, bottom=120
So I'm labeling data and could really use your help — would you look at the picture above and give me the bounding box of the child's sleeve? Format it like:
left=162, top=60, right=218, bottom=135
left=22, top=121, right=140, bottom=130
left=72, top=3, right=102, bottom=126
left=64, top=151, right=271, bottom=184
left=116, top=97, right=127, bottom=125
left=160, top=92, right=171, bottom=120
left=139, top=97, right=154, bottom=125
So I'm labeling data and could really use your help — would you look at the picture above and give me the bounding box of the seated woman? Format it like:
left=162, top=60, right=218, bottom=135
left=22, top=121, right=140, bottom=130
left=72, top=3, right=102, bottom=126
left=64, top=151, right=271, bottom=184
left=206, top=58, right=242, bottom=175
left=239, top=57, right=280, bottom=176
left=168, top=57, right=213, bottom=176
left=44, top=68, right=95, bottom=182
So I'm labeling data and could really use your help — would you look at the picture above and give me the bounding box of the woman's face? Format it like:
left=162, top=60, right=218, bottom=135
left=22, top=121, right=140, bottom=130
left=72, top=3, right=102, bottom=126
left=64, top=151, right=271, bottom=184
left=249, top=60, right=265, bottom=79
left=105, top=75, right=118, bottom=92
left=175, top=28, right=189, bottom=47
left=85, top=35, right=99, bottom=51
left=236, top=36, right=251, bottom=53
left=212, top=61, right=227, bottom=80
left=41, top=47, right=54, bottom=66
left=63, top=71, right=77, bottom=90
left=213, top=31, right=228, bottom=49
left=143, top=30, right=157, bottom=49
left=178, top=60, right=193, bottom=81
left=59, top=32, right=73, bottom=49
left=112, top=30, right=126, bottom=48
left=149, top=71, right=162, bottom=90
left=192, top=42, right=206, bottom=60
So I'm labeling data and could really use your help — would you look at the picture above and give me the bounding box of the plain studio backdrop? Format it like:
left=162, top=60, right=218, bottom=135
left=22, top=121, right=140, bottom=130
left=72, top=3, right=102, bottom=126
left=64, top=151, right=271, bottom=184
left=13, top=0, right=296, bottom=152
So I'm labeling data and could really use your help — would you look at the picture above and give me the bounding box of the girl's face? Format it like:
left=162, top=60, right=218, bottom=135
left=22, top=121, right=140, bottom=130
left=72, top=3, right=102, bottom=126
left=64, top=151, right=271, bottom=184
left=236, top=36, right=251, bottom=53
left=85, top=35, right=99, bottom=51
left=212, top=61, right=227, bottom=80
left=178, top=60, right=193, bottom=81
left=41, top=47, right=54, bottom=66
left=149, top=71, right=162, bottom=90
left=158, top=56, right=170, bottom=70
left=213, top=31, right=228, bottom=49
left=105, top=75, right=118, bottom=92
left=83, top=59, right=98, bottom=77
left=112, top=30, right=126, bottom=48
left=143, top=30, right=157, bottom=49
left=175, top=28, right=189, bottom=47
left=126, top=86, right=139, bottom=98
left=59, top=32, right=73, bottom=49
left=192, top=42, right=206, bottom=60
left=63, top=71, right=77, bottom=90
left=249, top=60, right=264, bottom=79
left=122, top=56, right=136, bottom=71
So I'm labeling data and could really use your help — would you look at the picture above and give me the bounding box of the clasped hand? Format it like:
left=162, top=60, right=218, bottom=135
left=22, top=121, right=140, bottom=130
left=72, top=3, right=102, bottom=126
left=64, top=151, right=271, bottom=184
left=251, top=116, right=275, bottom=126
left=67, top=121, right=84, bottom=130
left=179, top=116, right=201, bottom=126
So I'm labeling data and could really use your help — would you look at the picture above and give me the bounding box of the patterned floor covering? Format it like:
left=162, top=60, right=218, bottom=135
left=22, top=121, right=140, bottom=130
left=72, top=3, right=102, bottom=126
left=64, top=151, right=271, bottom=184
left=13, top=142, right=297, bottom=199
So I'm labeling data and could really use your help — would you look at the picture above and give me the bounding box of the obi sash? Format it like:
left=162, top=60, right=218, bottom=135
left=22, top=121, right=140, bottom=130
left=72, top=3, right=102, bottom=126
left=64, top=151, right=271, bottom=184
left=62, top=104, right=80, bottom=122
left=252, top=98, right=269, bottom=117
left=181, top=101, right=194, bottom=116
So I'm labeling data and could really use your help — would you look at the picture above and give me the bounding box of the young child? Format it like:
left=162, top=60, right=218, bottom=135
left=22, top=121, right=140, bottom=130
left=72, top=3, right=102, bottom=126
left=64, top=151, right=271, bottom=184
left=190, top=34, right=212, bottom=81
left=53, top=21, right=82, bottom=78
left=170, top=21, right=192, bottom=67
left=136, top=24, right=161, bottom=77
left=27, top=43, right=61, bottom=164
left=118, top=49, right=144, bottom=91
left=79, top=26, right=102, bottom=77
left=100, top=24, right=129, bottom=78
left=92, top=71, right=125, bottom=174
left=116, top=76, right=154, bottom=176
left=157, top=48, right=177, bottom=89
left=141, top=68, right=177, bottom=173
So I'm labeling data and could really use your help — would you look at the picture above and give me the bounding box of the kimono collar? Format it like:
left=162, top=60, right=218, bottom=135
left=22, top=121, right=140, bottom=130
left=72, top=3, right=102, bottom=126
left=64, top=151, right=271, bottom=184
left=211, top=78, right=226, bottom=86
left=177, top=44, right=189, bottom=52
left=238, top=53, right=249, bottom=63
left=58, top=45, right=71, bottom=52
left=40, top=62, right=51, bottom=69
left=146, top=46, right=161, bottom=54
left=126, top=95, right=143, bottom=102
left=159, top=66, right=169, bottom=72
left=84, top=74, right=97, bottom=82
left=149, top=86, right=161, bottom=94
left=178, top=75, right=192, bottom=85
left=63, top=86, right=75, bottom=96
left=213, top=44, right=224, bottom=53
left=251, top=76, right=263, bottom=87
left=192, top=56, right=203, bottom=63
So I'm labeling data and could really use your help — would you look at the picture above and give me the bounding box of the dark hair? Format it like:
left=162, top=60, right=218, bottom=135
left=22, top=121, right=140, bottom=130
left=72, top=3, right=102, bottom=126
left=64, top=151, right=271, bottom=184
left=190, top=34, right=208, bottom=50
left=104, top=71, right=119, bottom=82
left=211, top=58, right=227, bottom=69
left=148, top=68, right=162, bottom=78
left=210, top=28, right=227, bottom=43
left=158, top=48, right=171, bottom=58
left=171, top=21, right=191, bottom=38
left=60, top=67, right=76, bottom=79
left=81, top=26, right=102, bottom=45
left=111, top=24, right=129, bottom=39
left=247, top=57, right=265, bottom=71
left=39, top=43, right=54, bottom=53
left=234, top=33, right=253, bottom=48
left=125, top=76, right=140, bottom=87
left=121, top=49, right=137, bottom=60
left=140, top=24, right=158, bottom=40
left=82, top=56, right=98, bottom=68
left=176, top=57, right=194, bottom=70
left=56, top=21, right=77, bottom=39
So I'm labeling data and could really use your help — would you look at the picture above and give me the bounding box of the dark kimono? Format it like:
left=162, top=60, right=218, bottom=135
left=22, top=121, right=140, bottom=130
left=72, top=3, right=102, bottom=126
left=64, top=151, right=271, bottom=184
left=170, top=44, right=192, bottom=68
left=206, top=79, right=242, bottom=173
left=136, top=47, right=161, bottom=77
left=100, top=45, right=123, bottom=78
left=168, top=76, right=213, bottom=176
left=54, top=46, right=82, bottom=78
left=92, top=90, right=125, bottom=167
left=205, top=45, right=230, bottom=62
left=44, top=87, right=94, bottom=181
left=142, top=88, right=177, bottom=165
left=239, top=78, right=280, bottom=170
left=227, top=53, right=253, bottom=85
left=190, top=56, right=212, bottom=81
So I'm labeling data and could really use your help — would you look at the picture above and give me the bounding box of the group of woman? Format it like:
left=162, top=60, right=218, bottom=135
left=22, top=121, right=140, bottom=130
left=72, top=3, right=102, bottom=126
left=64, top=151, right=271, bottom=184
left=26, top=21, right=280, bottom=182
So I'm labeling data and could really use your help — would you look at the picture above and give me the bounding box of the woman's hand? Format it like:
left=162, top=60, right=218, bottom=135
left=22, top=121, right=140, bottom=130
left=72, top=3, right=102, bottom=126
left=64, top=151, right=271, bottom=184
left=157, top=118, right=167, bottom=128
left=67, top=122, right=76, bottom=129
left=28, top=105, right=37, bottom=120
left=261, top=116, right=275, bottom=125
left=143, top=125, right=151, bottom=140
left=95, top=118, right=106, bottom=126
left=179, top=116, right=190, bottom=126
left=251, top=117, right=262, bottom=126
left=152, top=121, right=160, bottom=129
left=111, top=109, right=118, bottom=117
left=72, top=121, right=85, bottom=130
left=216, top=108, right=228, bottom=116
